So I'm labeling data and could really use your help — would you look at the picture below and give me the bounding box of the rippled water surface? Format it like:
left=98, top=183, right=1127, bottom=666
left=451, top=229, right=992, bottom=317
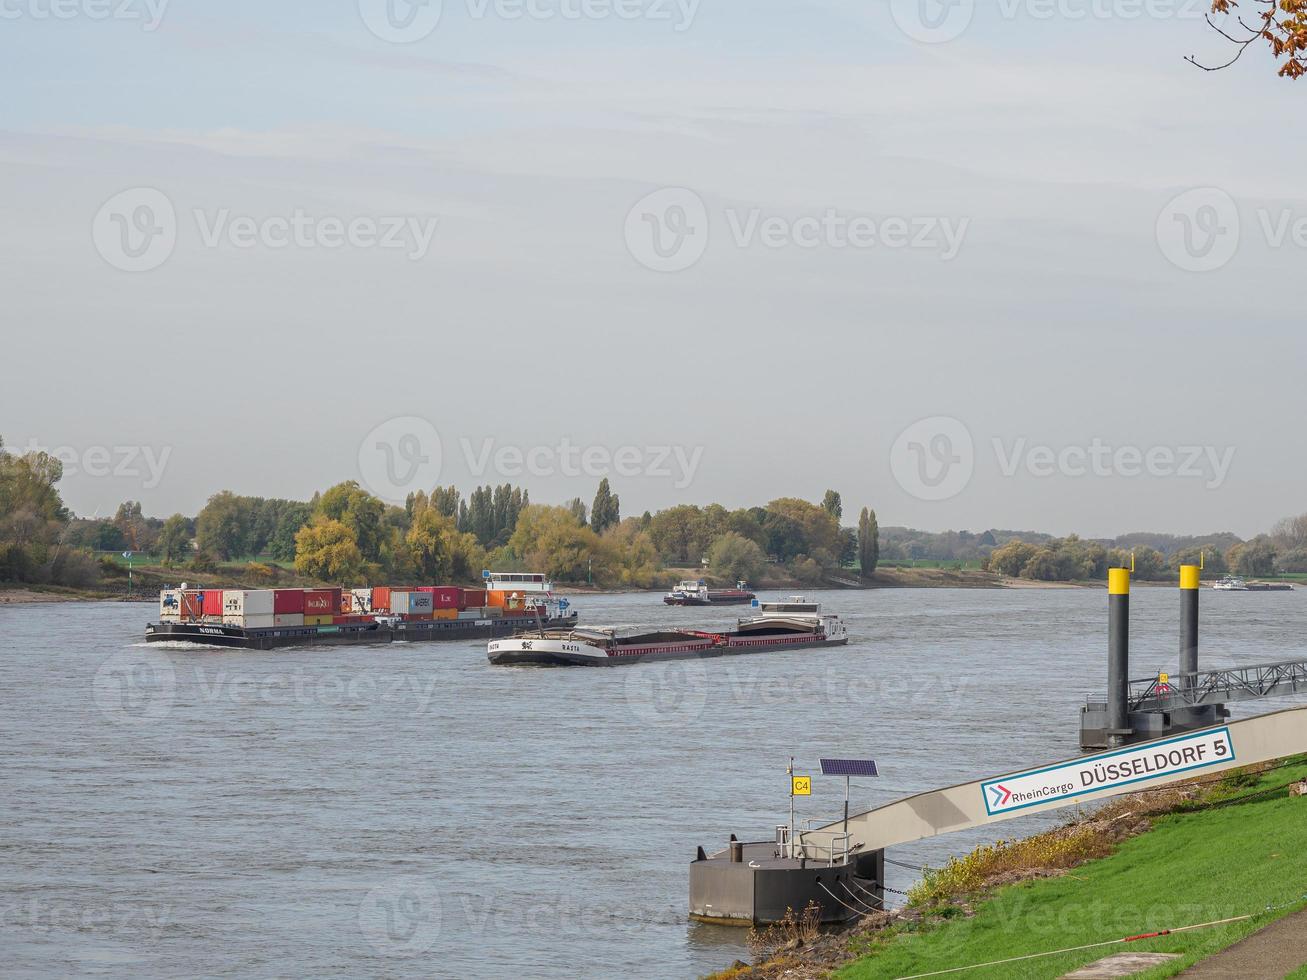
left=3, top=587, right=1305, bottom=978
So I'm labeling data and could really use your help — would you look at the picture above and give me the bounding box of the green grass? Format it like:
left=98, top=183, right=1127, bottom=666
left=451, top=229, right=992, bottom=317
left=837, top=759, right=1307, bottom=980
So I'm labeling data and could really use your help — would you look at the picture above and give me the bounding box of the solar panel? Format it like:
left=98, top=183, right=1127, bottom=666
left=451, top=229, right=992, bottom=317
left=820, top=758, right=879, bottom=777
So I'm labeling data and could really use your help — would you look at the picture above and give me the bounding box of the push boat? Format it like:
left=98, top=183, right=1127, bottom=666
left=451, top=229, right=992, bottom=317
left=663, top=579, right=757, bottom=606
left=146, top=572, right=576, bottom=650
left=1211, top=576, right=1249, bottom=592
left=487, top=597, right=848, bottom=666
left=1209, top=576, right=1295, bottom=593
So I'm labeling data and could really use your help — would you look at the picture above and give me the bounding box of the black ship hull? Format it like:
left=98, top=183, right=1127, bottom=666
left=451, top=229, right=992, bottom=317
left=146, top=613, right=580, bottom=651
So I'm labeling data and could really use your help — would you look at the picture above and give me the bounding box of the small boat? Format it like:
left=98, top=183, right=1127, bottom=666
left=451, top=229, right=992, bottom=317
left=1211, top=576, right=1250, bottom=591
left=663, top=579, right=757, bottom=606
left=488, top=597, right=848, bottom=667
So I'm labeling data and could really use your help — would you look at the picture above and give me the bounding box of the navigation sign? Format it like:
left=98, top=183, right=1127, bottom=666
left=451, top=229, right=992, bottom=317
left=820, top=759, right=879, bottom=777
left=791, top=776, right=812, bottom=796
left=981, top=727, right=1235, bottom=816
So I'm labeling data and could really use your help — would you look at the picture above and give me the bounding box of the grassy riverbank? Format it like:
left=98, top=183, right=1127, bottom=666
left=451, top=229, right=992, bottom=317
left=725, top=757, right=1307, bottom=980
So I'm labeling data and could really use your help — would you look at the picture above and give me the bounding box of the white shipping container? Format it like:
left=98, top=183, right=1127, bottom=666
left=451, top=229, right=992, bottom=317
left=392, top=591, right=434, bottom=615
left=159, top=590, right=181, bottom=620
left=351, top=589, right=374, bottom=613
left=223, top=590, right=275, bottom=617
left=274, top=614, right=304, bottom=628
left=223, top=613, right=276, bottom=629
left=457, top=610, right=482, bottom=620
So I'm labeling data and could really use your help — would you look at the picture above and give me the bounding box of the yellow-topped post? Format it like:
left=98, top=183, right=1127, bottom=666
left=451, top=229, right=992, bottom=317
left=1180, top=564, right=1200, bottom=691
left=1107, top=568, right=1131, bottom=745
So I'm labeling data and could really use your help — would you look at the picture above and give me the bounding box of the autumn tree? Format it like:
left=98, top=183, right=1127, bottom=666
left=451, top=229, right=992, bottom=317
left=1231, top=536, right=1278, bottom=576
left=317, top=481, right=387, bottom=563
left=294, top=518, right=367, bottom=582
left=406, top=507, right=485, bottom=582
left=821, top=490, right=843, bottom=521
left=603, top=518, right=660, bottom=588
left=857, top=507, right=880, bottom=576
left=157, top=514, right=192, bottom=565
left=1189, top=1, right=1307, bottom=79
left=590, top=479, right=620, bottom=535
left=706, top=532, right=766, bottom=584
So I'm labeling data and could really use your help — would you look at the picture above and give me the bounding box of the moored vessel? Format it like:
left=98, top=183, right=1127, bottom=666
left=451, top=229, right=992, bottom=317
left=488, top=597, right=848, bottom=666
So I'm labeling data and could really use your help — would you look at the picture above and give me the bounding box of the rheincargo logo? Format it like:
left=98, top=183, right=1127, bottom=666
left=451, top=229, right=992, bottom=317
left=981, top=727, right=1235, bottom=816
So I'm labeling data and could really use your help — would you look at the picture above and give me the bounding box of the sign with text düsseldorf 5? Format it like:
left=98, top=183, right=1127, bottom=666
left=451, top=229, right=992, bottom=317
left=982, top=727, right=1235, bottom=816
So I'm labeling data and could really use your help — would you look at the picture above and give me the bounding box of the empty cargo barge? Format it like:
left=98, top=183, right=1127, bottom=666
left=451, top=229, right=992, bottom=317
left=487, top=597, right=847, bottom=666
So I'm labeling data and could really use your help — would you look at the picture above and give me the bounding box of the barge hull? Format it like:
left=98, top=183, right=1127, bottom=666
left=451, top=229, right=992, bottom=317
left=488, top=635, right=847, bottom=667
left=147, top=614, right=580, bottom=651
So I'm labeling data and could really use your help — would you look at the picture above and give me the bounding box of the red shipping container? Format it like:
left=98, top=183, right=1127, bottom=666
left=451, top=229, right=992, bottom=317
left=428, top=586, right=462, bottom=610
left=273, top=589, right=305, bottom=614
left=461, top=589, right=487, bottom=608
left=371, top=586, right=392, bottom=612
left=180, top=591, right=205, bottom=620
left=201, top=589, right=224, bottom=617
left=303, top=589, right=338, bottom=616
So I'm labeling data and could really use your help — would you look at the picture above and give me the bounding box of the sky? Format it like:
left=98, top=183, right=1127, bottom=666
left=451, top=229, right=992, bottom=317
left=2, top=0, right=1304, bottom=539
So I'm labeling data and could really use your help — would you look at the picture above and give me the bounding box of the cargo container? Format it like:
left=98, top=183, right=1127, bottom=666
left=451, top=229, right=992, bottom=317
left=303, top=589, right=338, bottom=616
left=433, top=608, right=458, bottom=621
left=412, top=586, right=458, bottom=607
left=461, top=589, right=487, bottom=608
left=371, top=586, right=392, bottom=612
left=350, top=589, right=373, bottom=614
left=457, top=610, right=484, bottom=620
left=162, top=589, right=208, bottom=621
left=273, top=590, right=305, bottom=614
left=159, top=590, right=182, bottom=620
left=482, top=606, right=503, bottom=618
left=202, top=589, right=225, bottom=618
left=180, top=591, right=205, bottom=620
left=224, top=590, right=275, bottom=618
left=304, top=615, right=334, bottom=627
left=224, top=614, right=276, bottom=629
left=392, top=591, right=435, bottom=615
left=274, top=614, right=304, bottom=628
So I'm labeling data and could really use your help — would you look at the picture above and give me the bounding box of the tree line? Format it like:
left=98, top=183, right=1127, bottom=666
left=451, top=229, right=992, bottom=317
left=7, top=430, right=1305, bottom=590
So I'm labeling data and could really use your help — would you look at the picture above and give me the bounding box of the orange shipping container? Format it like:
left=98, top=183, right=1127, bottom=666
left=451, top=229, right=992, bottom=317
left=433, top=608, right=458, bottom=621
left=371, top=586, right=392, bottom=612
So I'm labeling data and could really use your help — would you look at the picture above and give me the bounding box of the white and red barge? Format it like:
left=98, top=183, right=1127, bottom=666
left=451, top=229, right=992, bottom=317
left=487, top=598, right=848, bottom=667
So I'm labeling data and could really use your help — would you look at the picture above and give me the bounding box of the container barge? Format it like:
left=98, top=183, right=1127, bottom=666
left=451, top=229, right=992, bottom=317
left=663, top=579, right=757, bottom=606
left=146, top=572, right=576, bottom=650
left=487, top=597, right=847, bottom=666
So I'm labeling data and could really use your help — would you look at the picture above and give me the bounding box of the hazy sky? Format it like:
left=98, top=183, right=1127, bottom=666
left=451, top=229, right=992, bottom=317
left=3, top=0, right=1304, bottom=539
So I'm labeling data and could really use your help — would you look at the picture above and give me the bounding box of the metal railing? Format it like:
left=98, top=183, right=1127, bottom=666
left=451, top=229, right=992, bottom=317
left=1087, top=656, right=1307, bottom=713
left=793, top=829, right=853, bottom=866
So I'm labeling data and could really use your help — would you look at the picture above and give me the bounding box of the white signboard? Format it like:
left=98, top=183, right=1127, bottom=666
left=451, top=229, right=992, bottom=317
left=981, top=727, right=1236, bottom=816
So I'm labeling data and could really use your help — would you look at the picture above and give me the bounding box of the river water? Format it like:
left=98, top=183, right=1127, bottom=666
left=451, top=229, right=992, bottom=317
left=3, top=587, right=1305, bottom=978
